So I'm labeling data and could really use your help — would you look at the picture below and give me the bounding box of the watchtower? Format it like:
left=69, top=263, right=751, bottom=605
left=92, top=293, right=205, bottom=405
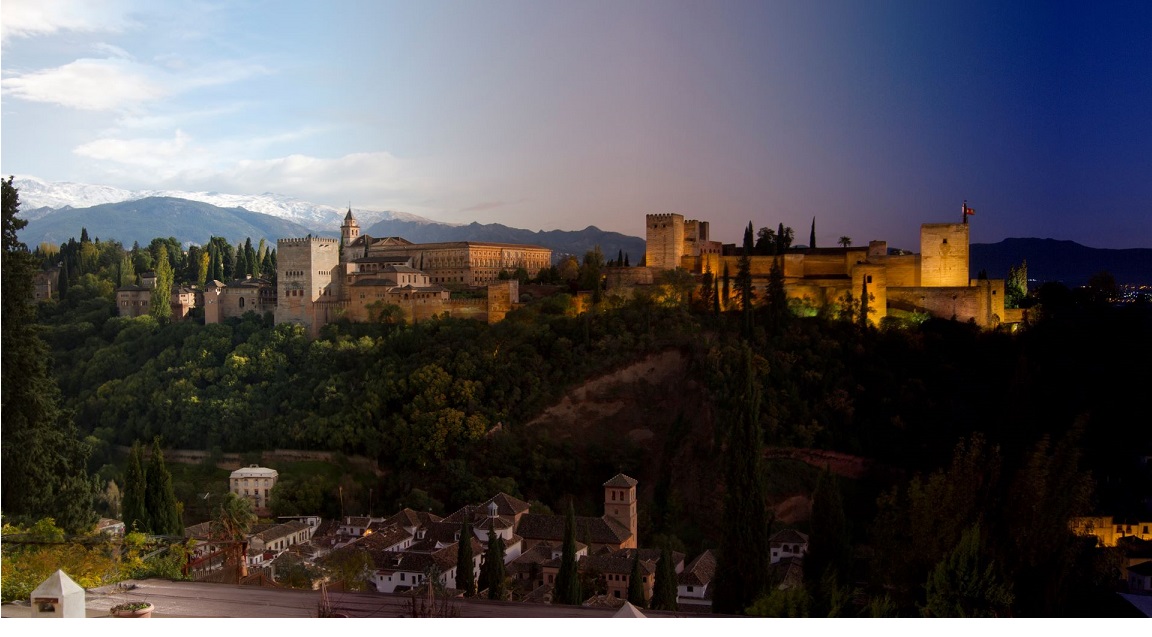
left=919, top=223, right=969, bottom=287
left=645, top=213, right=685, bottom=270
left=275, top=236, right=340, bottom=336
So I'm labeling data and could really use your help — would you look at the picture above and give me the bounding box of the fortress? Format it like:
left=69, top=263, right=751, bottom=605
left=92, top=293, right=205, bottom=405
left=158, top=206, right=1019, bottom=332
left=611, top=211, right=1022, bottom=329
left=260, top=210, right=551, bottom=336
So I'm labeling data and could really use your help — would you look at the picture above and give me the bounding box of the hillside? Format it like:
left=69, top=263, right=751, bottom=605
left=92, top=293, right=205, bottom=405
left=971, top=238, right=1152, bottom=286
left=23, top=197, right=316, bottom=247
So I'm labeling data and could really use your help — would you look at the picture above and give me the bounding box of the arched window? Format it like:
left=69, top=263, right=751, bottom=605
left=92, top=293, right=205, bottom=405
left=239, top=297, right=245, bottom=308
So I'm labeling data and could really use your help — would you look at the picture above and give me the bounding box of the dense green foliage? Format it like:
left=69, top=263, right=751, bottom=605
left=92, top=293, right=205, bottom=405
left=627, top=551, right=646, bottom=607
left=13, top=207, right=1150, bottom=616
left=480, top=527, right=506, bottom=600
left=2, top=177, right=96, bottom=534
left=650, top=545, right=678, bottom=611
left=712, top=348, right=772, bottom=614
left=144, top=439, right=183, bottom=535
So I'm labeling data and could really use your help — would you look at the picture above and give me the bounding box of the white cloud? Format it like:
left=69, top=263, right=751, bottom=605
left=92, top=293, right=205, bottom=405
left=3, top=58, right=168, bottom=110
left=1, top=0, right=137, bottom=42
left=3, top=56, right=270, bottom=112
left=73, top=129, right=194, bottom=169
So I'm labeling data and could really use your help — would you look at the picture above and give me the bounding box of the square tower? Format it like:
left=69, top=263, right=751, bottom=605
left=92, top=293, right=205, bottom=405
left=275, top=237, right=340, bottom=336
left=646, top=213, right=685, bottom=270
left=603, top=473, right=638, bottom=549
left=919, top=223, right=969, bottom=287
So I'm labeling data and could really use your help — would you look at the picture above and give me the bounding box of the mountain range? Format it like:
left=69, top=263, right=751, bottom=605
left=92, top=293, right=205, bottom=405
left=11, top=178, right=1148, bottom=284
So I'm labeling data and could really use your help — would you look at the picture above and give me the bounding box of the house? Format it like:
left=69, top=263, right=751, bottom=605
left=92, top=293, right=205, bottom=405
left=517, top=475, right=639, bottom=553
left=565, top=548, right=683, bottom=604
left=770, top=529, right=808, bottom=564
left=677, top=549, right=717, bottom=610
left=509, top=541, right=588, bottom=591
left=95, top=518, right=126, bottom=536
left=229, top=464, right=278, bottom=514
left=1071, top=516, right=1152, bottom=547
left=1129, top=561, right=1152, bottom=595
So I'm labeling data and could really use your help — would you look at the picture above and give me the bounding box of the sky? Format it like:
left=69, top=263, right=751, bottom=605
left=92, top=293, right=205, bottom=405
left=2, top=0, right=1150, bottom=250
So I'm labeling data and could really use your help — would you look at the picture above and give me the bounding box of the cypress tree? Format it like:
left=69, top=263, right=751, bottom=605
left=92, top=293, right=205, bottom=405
left=713, top=276, right=721, bottom=315
left=628, top=551, right=647, bottom=607
left=766, top=255, right=787, bottom=328
left=457, top=521, right=476, bottom=596
left=122, top=441, right=148, bottom=533
left=624, top=253, right=630, bottom=267
left=712, top=348, right=772, bottom=614
left=235, top=246, right=248, bottom=280
left=554, top=500, right=583, bottom=604
left=810, top=217, right=817, bottom=248
left=149, top=244, right=173, bottom=321
left=721, top=262, right=731, bottom=311
left=144, top=438, right=183, bottom=535
left=736, top=222, right=755, bottom=335
left=859, top=278, right=870, bottom=330
left=481, top=528, right=506, bottom=600
left=651, top=545, right=679, bottom=611
left=244, top=238, right=257, bottom=277
left=805, top=467, right=851, bottom=616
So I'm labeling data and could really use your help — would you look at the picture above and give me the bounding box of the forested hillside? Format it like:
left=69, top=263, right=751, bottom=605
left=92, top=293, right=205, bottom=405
left=12, top=199, right=1152, bottom=616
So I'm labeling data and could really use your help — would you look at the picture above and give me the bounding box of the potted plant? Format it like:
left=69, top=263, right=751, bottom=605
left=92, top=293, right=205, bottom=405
left=110, top=601, right=154, bottom=618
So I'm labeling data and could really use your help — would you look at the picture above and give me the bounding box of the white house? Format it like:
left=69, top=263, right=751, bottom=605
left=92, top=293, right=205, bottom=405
left=770, top=529, right=808, bottom=564
left=229, top=465, right=278, bottom=513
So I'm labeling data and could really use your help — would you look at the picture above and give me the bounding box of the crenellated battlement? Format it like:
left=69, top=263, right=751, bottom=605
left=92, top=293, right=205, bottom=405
left=278, top=237, right=339, bottom=247
left=646, top=213, right=683, bottom=224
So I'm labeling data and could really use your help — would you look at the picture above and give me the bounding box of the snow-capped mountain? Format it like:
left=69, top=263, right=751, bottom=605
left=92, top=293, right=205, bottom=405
left=11, top=176, right=453, bottom=232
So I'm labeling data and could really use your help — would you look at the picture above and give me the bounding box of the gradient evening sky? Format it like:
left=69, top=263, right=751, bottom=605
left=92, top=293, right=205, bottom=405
left=2, top=0, right=1150, bottom=250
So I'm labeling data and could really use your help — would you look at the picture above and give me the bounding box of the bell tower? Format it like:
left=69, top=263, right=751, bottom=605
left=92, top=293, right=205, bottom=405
left=603, top=474, right=638, bottom=548
left=341, top=207, right=360, bottom=249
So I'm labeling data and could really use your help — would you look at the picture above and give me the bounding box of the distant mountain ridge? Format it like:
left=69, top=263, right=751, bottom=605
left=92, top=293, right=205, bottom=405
left=11, top=176, right=444, bottom=231
left=970, top=238, right=1152, bottom=286
left=362, top=218, right=646, bottom=263
left=23, top=197, right=318, bottom=248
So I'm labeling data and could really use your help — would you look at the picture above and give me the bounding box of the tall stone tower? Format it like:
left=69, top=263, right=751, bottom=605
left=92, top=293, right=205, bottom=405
left=275, top=237, right=340, bottom=337
left=603, top=474, right=638, bottom=549
left=340, top=208, right=360, bottom=250
left=919, top=223, right=969, bottom=287
left=645, top=213, right=685, bottom=270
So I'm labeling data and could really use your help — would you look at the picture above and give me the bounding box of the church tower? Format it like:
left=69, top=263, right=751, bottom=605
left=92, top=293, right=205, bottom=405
left=603, top=474, right=638, bottom=549
left=341, top=207, right=360, bottom=249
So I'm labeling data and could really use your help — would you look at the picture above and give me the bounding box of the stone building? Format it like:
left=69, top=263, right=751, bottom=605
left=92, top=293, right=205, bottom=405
left=273, top=210, right=547, bottom=336
left=625, top=211, right=1022, bottom=329
left=115, top=273, right=198, bottom=320
left=229, top=464, right=278, bottom=515
left=203, top=276, right=276, bottom=324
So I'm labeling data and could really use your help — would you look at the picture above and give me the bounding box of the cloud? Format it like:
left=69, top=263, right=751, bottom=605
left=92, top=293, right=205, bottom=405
left=1, top=0, right=137, bottom=42
left=3, top=57, right=271, bottom=112
left=73, top=129, right=194, bottom=169
left=3, top=58, right=168, bottom=110
left=70, top=129, right=433, bottom=211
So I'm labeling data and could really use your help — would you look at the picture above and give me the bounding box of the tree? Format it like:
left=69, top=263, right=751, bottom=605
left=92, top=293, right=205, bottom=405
left=627, top=551, right=647, bottom=607
left=838, top=236, right=852, bottom=248
left=923, top=523, right=1013, bottom=617
left=859, top=277, right=871, bottom=330
left=805, top=467, right=852, bottom=615
left=554, top=500, right=583, bottom=604
left=774, top=222, right=793, bottom=254
left=756, top=227, right=776, bottom=255
left=211, top=492, right=256, bottom=580
left=809, top=217, right=817, bottom=248
left=712, top=348, right=771, bottom=614
left=650, top=545, right=679, bottom=611
left=122, top=442, right=148, bottom=533
left=766, top=255, right=787, bottom=328
left=149, top=243, right=173, bottom=321
left=736, top=222, right=756, bottom=335
left=480, top=527, right=506, bottom=599
left=579, top=246, right=605, bottom=304
left=144, top=438, right=183, bottom=535
left=457, top=521, right=476, bottom=596
left=721, top=262, right=731, bottom=311
left=1006, top=260, right=1028, bottom=308
left=1, top=176, right=96, bottom=534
